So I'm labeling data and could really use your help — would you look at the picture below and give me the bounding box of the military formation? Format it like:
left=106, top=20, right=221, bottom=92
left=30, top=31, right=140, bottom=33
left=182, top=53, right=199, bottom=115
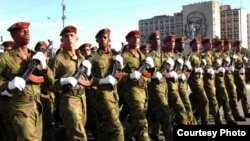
left=0, top=21, right=250, bottom=141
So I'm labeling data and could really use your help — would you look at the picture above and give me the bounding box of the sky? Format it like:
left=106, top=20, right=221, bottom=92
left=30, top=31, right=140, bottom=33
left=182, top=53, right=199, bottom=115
left=0, top=0, right=250, bottom=52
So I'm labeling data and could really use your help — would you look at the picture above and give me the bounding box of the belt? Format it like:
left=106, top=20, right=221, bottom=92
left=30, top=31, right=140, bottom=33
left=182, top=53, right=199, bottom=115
left=12, top=94, right=40, bottom=102
left=62, top=88, right=85, bottom=96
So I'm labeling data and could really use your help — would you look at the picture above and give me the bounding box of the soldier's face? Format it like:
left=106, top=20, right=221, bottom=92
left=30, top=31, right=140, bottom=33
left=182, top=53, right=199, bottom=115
left=127, top=35, right=140, bottom=48
left=61, top=32, right=78, bottom=49
left=11, top=28, right=30, bottom=46
left=97, top=34, right=110, bottom=48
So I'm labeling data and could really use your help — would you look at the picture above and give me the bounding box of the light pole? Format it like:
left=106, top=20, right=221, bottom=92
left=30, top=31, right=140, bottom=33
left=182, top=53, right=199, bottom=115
left=62, top=0, right=66, bottom=28
left=47, top=16, right=62, bottom=28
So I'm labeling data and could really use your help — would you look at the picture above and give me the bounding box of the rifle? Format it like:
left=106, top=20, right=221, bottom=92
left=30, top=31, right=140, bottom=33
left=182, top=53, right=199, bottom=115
left=230, top=46, right=236, bottom=69
left=240, top=52, right=248, bottom=74
left=174, top=52, right=184, bottom=72
left=182, top=50, right=192, bottom=74
left=111, top=42, right=125, bottom=77
left=21, top=40, right=52, bottom=95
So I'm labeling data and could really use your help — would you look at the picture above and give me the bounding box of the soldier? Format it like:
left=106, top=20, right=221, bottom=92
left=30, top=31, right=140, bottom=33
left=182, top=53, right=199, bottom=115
left=49, top=25, right=92, bottom=141
left=0, top=22, right=54, bottom=141
left=90, top=28, right=124, bottom=141
left=233, top=40, right=250, bottom=118
left=140, top=43, right=151, bottom=56
left=0, top=40, right=16, bottom=141
left=161, top=34, right=188, bottom=125
left=121, top=30, right=154, bottom=141
left=223, top=39, right=246, bottom=121
left=201, top=38, right=223, bottom=124
left=34, top=41, right=56, bottom=141
left=188, top=37, right=209, bottom=125
left=146, top=30, right=172, bottom=141
left=175, top=37, right=197, bottom=125
left=78, top=43, right=92, bottom=59
left=213, top=40, right=237, bottom=125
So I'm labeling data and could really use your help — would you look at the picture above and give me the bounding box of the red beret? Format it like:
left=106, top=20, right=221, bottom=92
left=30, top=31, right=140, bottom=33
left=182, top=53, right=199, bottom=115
left=148, top=30, right=161, bottom=40
left=190, top=37, right=201, bottom=46
left=164, top=34, right=176, bottom=43
left=125, top=30, right=140, bottom=39
left=224, top=39, right=232, bottom=45
left=201, top=38, right=212, bottom=44
left=233, top=40, right=242, bottom=46
left=79, top=43, right=92, bottom=50
left=7, top=22, right=30, bottom=32
left=2, top=41, right=14, bottom=48
left=175, top=37, right=185, bottom=43
left=214, top=40, right=224, bottom=46
left=140, top=44, right=150, bottom=50
left=34, top=41, right=48, bottom=51
left=95, top=28, right=110, bottom=38
left=60, top=25, right=77, bottom=36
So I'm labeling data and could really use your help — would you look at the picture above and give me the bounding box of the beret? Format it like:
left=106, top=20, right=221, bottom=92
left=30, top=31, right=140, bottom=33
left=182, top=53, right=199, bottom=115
left=2, top=41, right=14, bottom=48
left=224, top=39, right=232, bottom=45
left=201, top=38, right=212, bottom=44
left=7, top=22, right=30, bottom=32
left=214, top=40, right=224, bottom=46
left=79, top=43, right=92, bottom=50
left=34, top=41, right=48, bottom=51
left=140, top=44, right=150, bottom=49
left=164, top=34, right=176, bottom=43
left=175, top=37, right=185, bottom=43
left=233, top=40, right=242, bottom=46
left=190, top=37, right=201, bottom=46
left=148, top=30, right=161, bottom=40
left=125, top=30, right=140, bottom=39
left=60, top=25, right=77, bottom=36
left=95, top=28, right=110, bottom=38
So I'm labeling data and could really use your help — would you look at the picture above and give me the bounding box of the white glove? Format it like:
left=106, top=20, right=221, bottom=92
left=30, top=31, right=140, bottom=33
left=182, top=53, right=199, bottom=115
left=32, top=52, right=47, bottom=69
left=201, top=59, right=207, bottom=67
left=216, top=59, right=222, bottom=66
left=166, top=58, right=175, bottom=70
left=8, top=77, right=26, bottom=91
left=232, top=54, right=238, bottom=60
left=145, top=57, right=154, bottom=68
left=99, top=75, right=116, bottom=85
left=0, top=90, right=12, bottom=97
left=240, top=68, right=245, bottom=74
left=184, top=60, right=192, bottom=70
left=60, top=77, right=78, bottom=87
left=243, top=56, right=248, bottom=63
left=82, top=60, right=92, bottom=76
left=230, top=65, right=235, bottom=72
left=224, top=57, right=231, bottom=66
left=152, top=71, right=162, bottom=80
left=115, top=55, right=124, bottom=69
left=207, top=68, right=215, bottom=75
left=195, top=67, right=203, bottom=74
left=178, top=73, right=186, bottom=81
left=169, top=71, right=178, bottom=79
left=177, top=58, right=184, bottom=66
left=218, top=67, right=225, bottom=74
left=130, top=71, right=142, bottom=80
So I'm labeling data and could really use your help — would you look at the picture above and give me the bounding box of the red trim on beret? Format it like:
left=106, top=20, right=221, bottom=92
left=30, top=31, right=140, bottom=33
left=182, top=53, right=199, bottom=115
left=201, top=38, right=212, bottom=44
left=214, top=40, right=224, bottom=46
left=60, top=25, right=77, bottom=36
left=7, top=22, right=30, bottom=32
left=125, top=30, right=140, bottom=39
left=148, top=30, right=161, bottom=40
left=34, top=41, right=48, bottom=51
left=190, top=37, right=201, bottom=46
left=164, top=34, right=176, bottom=43
left=2, top=41, right=14, bottom=48
left=95, top=28, right=110, bottom=38
left=175, top=37, right=185, bottom=43
left=79, top=43, right=92, bottom=50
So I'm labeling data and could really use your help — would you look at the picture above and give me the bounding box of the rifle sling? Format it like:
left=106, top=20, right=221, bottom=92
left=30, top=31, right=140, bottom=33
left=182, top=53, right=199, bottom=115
left=28, top=74, right=45, bottom=83
left=78, top=78, right=91, bottom=87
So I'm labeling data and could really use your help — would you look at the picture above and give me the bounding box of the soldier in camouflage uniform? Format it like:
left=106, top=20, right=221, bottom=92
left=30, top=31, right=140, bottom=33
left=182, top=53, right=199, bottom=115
left=49, top=25, right=92, bottom=141
left=0, top=41, right=16, bottom=141
left=120, top=30, right=154, bottom=141
left=0, top=22, right=54, bottom=141
left=146, top=31, right=172, bottom=141
left=90, top=28, right=124, bottom=141
left=34, top=41, right=56, bottom=141
left=174, top=37, right=197, bottom=125
left=212, top=40, right=237, bottom=125
left=188, top=37, right=209, bottom=125
left=200, top=38, right=223, bottom=124
left=161, top=34, right=188, bottom=125
left=233, top=40, right=250, bottom=118
left=223, top=39, right=246, bottom=121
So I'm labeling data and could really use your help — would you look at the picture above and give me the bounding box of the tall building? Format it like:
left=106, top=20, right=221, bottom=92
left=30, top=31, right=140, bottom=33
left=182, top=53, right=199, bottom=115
left=139, top=0, right=249, bottom=51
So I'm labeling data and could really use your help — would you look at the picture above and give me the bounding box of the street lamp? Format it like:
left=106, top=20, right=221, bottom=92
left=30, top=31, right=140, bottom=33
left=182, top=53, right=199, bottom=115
left=47, top=16, right=62, bottom=28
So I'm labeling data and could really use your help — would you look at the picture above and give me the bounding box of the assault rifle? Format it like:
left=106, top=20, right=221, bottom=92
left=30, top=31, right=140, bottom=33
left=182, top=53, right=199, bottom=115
left=230, top=47, right=237, bottom=69
left=182, top=51, right=192, bottom=74
left=111, top=42, right=125, bottom=77
left=240, top=52, right=248, bottom=74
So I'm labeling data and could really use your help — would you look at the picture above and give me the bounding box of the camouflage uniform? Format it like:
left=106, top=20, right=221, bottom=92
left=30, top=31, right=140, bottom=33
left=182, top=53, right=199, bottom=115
left=0, top=49, right=54, bottom=141
left=91, top=49, right=124, bottom=141
left=50, top=50, right=88, bottom=141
